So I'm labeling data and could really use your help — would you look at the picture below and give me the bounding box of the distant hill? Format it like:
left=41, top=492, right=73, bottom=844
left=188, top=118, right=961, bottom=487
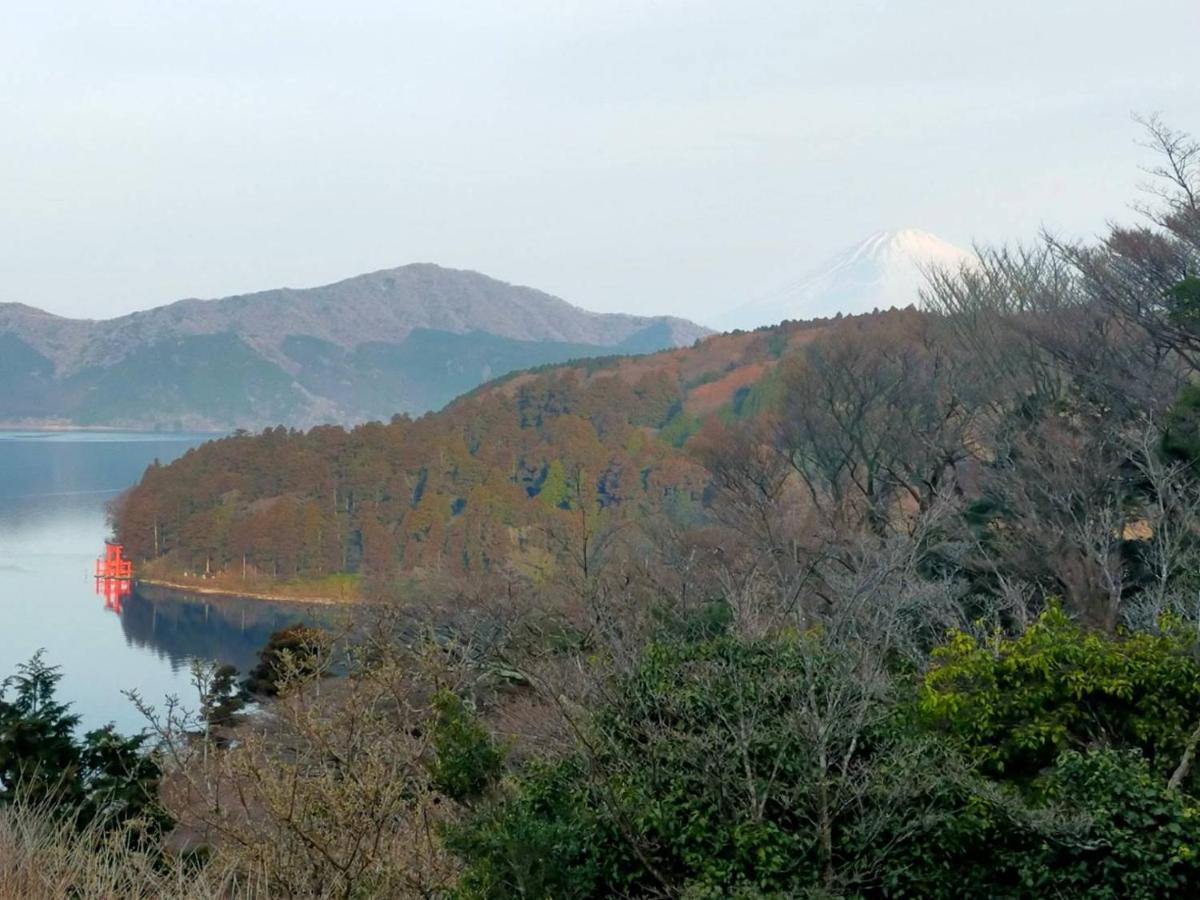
left=721, top=228, right=975, bottom=330
left=0, top=264, right=709, bottom=430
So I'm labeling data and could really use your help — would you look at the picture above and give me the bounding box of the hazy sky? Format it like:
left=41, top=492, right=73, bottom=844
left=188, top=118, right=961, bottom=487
left=3, top=1, right=1197, bottom=324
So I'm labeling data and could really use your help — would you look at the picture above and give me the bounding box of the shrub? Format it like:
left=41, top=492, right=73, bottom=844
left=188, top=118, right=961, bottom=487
left=242, top=624, right=329, bottom=696
left=919, top=605, right=1200, bottom=783
left=430, top=690, right=504, bottom=804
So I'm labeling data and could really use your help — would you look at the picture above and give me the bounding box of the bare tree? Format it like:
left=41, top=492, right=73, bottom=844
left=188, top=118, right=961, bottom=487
left=1135, top=113, right=1200, bottom=219
left=133, top=642, right=460, bottom=899
left=920, top=138, right=1200, bottom=629
left=775, top=313, right=976, bottom=538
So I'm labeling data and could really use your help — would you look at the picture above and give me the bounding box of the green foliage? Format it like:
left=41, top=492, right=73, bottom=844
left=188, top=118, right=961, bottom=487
left=76, top=725, right=171, bottom=836
left=888, top=747, right=1200, bottom=899
left=1163, top=382, right=1200, bottom=464
left=446, top=758, right=610, bottom=900
left=900, top=605, right=1200, bottom=894
left=586, top=637, right=874, bottom=894
left=242, top=624, right=329, bottom=696
left=0, top=652, right=81, bottom=807
left=429, top=691, right=504, bottom=804
left=1021, top=748, right=1200, bottom=896
left=659, top=407, right=701, bottom=447
left=198, top=663, right=245, bottom=729
left=0, top=653, right=170, bottom=837
left=451, top=635, right=917, bottom=897
left=920, top=605, right=1200, bottom=782
left=537, top=459, right=571, bottom=510
left=1167, top=276, right=1200, bottom=332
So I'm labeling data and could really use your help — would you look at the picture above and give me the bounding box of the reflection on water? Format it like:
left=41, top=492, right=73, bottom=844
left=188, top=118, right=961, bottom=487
left=96, top=574, right=132, bottom=613
left=119, top=584, right=328, bottom=675
left=0, top=430, right=325, bottom=734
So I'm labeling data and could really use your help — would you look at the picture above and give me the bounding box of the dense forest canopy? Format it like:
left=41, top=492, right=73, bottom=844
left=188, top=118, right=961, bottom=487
left=112, top=323, right=808, bottom=588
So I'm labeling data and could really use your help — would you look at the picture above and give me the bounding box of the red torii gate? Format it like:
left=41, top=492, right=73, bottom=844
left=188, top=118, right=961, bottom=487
left=95, top=541, right=133, bottom=613
left=95, top=541, right=133, bottom=580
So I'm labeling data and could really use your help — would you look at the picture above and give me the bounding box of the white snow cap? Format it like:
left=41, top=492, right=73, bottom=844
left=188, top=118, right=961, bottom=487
left=719, top=228, right=975, bottom=331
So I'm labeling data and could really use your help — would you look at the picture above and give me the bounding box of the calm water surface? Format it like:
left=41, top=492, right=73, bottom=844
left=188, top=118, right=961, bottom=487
left=0, top=431, right=320, bottom=734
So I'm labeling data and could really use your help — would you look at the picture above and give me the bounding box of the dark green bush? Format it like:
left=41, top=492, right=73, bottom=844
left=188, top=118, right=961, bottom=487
left=429, top=690, right=504, bottom=805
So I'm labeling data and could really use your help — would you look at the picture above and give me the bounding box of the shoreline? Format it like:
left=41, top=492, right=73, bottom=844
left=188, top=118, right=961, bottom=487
left=0, top=424, right=225, bottom=437
left=135, top=577, right=356, bottom=607
left=0, top=423, right=181, bottom=433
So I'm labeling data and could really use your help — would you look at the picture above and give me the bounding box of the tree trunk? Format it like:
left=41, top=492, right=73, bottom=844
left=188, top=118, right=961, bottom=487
left=817, top=753, right=835, bottom=890
left=1169, top=719, right=1200, bottom=791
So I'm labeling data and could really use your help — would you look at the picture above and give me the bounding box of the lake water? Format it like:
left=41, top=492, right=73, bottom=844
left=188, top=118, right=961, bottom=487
left=0, top=431, right=322, bottom=734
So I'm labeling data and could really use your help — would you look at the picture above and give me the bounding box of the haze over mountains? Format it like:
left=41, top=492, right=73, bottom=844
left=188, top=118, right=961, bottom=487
left=0, top=264, right=709, bottom=431
left=0, top=233, right=974, bottom=432
left=721, top=228, right=975, bottom=331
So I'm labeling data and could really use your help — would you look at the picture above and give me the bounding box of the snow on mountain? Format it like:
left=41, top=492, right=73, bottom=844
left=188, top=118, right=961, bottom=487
left=718, top=228, right=975, bottom=330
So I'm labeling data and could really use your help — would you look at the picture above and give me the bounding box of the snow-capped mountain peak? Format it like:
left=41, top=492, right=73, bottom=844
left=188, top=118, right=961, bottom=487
left=718, top=228, right=974, bottom=330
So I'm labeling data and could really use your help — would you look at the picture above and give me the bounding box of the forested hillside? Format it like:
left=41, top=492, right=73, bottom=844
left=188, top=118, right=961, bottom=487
left=112, top=318, right=828, bottom=590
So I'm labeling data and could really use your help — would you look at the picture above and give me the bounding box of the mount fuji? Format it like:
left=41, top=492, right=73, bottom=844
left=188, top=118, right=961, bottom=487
left=719, top=228, right=975, bottom=330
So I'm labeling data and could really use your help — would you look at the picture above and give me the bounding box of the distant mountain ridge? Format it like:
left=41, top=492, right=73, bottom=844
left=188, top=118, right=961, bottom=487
left=722, top=228, right=975, bottom=330
left=0, top=264, right=710, bottom=430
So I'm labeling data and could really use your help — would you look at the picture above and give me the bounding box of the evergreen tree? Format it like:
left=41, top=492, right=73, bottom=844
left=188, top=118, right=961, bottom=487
left=0, top=652, right=170, bottom=835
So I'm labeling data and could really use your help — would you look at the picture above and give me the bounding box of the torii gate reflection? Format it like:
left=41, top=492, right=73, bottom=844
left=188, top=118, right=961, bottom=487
left=95, top=573, right=132, bottom=614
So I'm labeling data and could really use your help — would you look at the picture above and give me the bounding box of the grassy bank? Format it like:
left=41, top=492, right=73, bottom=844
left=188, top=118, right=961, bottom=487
left=135, top=562, right=361, bottom=605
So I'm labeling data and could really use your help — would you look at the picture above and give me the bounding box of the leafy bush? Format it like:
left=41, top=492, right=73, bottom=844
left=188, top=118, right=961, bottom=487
left=446, top=758, right=609, bottom=900
left=920, top=605, right=1200, bottom=782
left=1017, top=748, right=1200, bottom=897
left=886, top=746, right=1200, bottom=899
left=430, top=690, right=504, bottom=804
left=450, top=635, right=934, bottom=897
left=452, top=613, right=1200, bottom=898
left=241, top=624, right=329, bottom=696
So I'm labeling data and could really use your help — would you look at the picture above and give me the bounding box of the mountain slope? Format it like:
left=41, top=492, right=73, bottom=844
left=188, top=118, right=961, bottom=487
left=0, top=264, right=710, bottom=430
left=114, top=312, right=843, bottom=586
left=722, top=228, right=974, bottom=330
left=112, top=308, right=934, bottom=591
